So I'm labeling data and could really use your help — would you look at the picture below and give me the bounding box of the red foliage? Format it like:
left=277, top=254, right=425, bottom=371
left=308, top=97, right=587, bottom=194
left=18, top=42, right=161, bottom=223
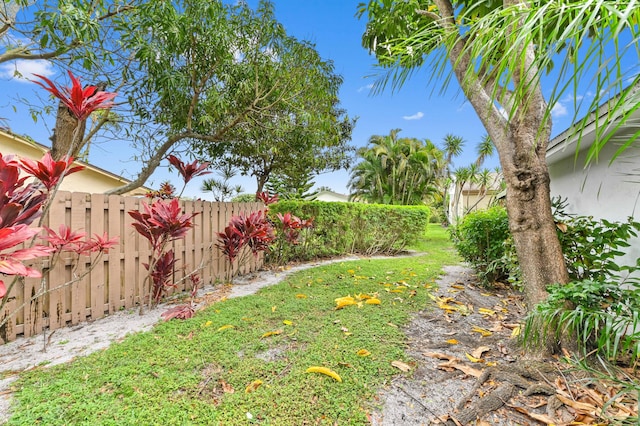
left=43, top=224, right=86, bottom=252
left=230, top=211, right=275, bottom=255
left=167, top=154, right=210, bottom=185
left=20, top=152, right=84, bottom=192
left=143, top=249, right=177, bottom=303
left=32, top=71, right=116, bottom=121
left=216, top=225, right=245, bottom=264
left=160, top=304, right=195, bottom=321
left=275, top=212, right=314, bottom=245
left=256, top=191, right=279, bottom=205
left=129, top=198, right=198, bottom=252
left=0, top=155, right=46, bottom=228
left=0, top=225, right=54, bottom=298
left=145, top=181, right=176, bottom=200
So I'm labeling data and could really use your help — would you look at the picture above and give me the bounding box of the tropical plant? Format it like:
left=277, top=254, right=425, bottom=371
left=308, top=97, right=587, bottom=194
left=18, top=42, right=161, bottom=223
left=524, top=278, right=640, bottom=363
left=0, top=70, right=119, bottom=337
left=128, top=155, right=208, bottom=308
left=356, top=1, right=640, bottom=339
left=216, top=210, right=276, bottom=281
left=348, top=129, right=443, bottom=205
left=0, top=152, right=117, bottom=336
left=201, top=164, right=243, bottom=202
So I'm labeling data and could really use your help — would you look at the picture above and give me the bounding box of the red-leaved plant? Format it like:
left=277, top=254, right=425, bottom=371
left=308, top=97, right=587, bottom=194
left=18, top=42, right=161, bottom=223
left=1, top=71, right=119, bottom=341
left=269, top=211, right=315, bottom=265
left=33, top=70, right=116, bottom=121
left=256, top=191, right=279, bottom=205
left=129, top=154, right=209, bottom=312
left=0, top=152, right=118, bottom=333
left=129, top=197, right=198, bottom=306
left=216, top=209, right=275, bottom=282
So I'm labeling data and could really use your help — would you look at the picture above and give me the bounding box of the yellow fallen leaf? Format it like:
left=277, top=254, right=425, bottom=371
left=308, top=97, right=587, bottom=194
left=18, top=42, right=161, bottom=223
left=306, top=366, right=342, bottom=382
left=471, top=326, right=493, bottom=337
left=271, top=305, right=277, bottom=312
left=465, top=353, right=484, bottom=363
left=217, top=324, right=234, bottom=332
left=388, top=289, right=404, bottom=293
left=510, top=324, right=521, bottom=338
left=357, top=349, right=371, bottom=357
left=245, top=380, right=263, bottom=393
left=347, top=269, right=355, bottom=275
left=486, top=361, right=497, bottom=367
left=355, top=293, right=372, bottom=300
left=365, top=298, right=381, bottom=305
left=282, top=320, right=293, bottom=326
left=391, top=360, right=412, bottom=372
left=296, top=294, right=307, bottom=299
left=202, top=320, right=213, bottom=328
left=261, top=329, right=282, bottom=338
left=478, top=308, right=496, bottom=316
left=451, top=284, right=465, bottom=290
left=446, top=339, right=459, bottom=345
left=335, top=295, right=357, bottom=309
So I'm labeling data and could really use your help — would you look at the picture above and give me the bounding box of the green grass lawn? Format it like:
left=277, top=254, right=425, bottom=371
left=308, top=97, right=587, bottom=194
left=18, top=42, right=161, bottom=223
left=7, top=225, right=459, bottom=425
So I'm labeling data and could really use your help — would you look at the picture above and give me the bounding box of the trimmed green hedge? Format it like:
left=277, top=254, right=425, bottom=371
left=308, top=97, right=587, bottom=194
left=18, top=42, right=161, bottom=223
left=268, top=201, right=430, bottom=259
left=449, top=206, right=510, bottom=283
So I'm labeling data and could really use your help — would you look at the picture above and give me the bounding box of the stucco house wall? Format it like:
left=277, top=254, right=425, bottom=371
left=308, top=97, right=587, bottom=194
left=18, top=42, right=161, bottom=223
left=547, top=107, right=640, bottom=269
left=314, top=190, right=350, bottom=202
left=0, top=128, right=148, bottom=196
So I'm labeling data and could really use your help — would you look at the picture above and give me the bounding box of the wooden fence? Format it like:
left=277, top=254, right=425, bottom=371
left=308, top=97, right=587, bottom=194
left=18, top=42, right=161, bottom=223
left=0, top=192, right=264, bottom=344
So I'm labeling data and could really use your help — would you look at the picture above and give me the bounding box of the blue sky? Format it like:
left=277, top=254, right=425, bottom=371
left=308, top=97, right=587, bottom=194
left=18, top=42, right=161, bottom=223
left=0, top=1, right=611, bottom=199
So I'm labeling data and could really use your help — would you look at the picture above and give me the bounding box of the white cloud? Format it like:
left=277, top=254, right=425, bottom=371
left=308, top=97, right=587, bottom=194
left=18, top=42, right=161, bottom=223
left=402, top=111, right=424, bottom=120
left=357, top=83, right=374, bottom=93
left=551, top=101, right=568, bottom=118
left=0, top=60, right=55, bottom=83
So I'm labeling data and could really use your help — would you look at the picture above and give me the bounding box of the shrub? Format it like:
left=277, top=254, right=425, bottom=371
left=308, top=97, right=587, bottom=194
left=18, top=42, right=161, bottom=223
left=268, top=201, right=430, bottom=262
left=449, top=206, right=510, bottom=284
left=524, top=277, right=640, bottom=362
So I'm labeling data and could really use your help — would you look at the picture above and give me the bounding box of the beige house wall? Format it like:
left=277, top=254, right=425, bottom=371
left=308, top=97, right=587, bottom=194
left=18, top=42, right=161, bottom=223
left=0, top=129, right=147, bottom=196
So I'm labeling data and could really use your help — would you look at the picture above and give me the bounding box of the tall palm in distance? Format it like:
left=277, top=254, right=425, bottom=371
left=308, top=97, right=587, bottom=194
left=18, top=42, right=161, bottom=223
left=348, top=129, right=443, bottom=205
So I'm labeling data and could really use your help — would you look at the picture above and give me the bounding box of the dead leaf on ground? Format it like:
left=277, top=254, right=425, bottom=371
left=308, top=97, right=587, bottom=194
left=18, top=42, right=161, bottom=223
left=471, top=345, right=491, bottom=359
left=391, top=360, right=412, bottom=372
left=245, top=379, right=263, bottom=393
left=261, top=329, right=282, bottom=338
left=220, top=380, right=234, bottom=394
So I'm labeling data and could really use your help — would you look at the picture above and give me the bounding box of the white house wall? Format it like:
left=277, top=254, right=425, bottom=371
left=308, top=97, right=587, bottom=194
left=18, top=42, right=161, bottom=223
left=548, top=138, right=640, bottom=271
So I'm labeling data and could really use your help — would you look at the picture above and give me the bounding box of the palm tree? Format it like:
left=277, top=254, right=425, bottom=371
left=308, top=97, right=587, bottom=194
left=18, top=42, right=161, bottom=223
left=348, top=129, right=444, bottom=205
left=475, top=134, right=494, bottom=168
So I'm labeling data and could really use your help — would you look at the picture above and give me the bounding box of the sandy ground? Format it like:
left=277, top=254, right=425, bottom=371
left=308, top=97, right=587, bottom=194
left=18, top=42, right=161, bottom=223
left=0, top=256, right=364, bottom=424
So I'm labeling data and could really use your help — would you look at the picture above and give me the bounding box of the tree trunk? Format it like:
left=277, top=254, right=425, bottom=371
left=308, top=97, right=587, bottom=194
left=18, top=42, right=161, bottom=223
left=502, top=138, right=569, bottom=309
left=437, top=0, right=569, bottom=315
left=50, top=102, right=85, bottom=160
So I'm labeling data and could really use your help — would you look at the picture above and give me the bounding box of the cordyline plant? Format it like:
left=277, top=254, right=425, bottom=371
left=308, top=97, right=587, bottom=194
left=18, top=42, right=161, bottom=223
left=216, top=210, right=275, bottom=282
left=269, top=211, right=315, bottom=266
left=0, top=71, right=119, bottom=342
left=0, top=152, right=118, bottom=335
left=216, top=192, right=314, bottom=278
left=129, top=155, right=209, bottom=313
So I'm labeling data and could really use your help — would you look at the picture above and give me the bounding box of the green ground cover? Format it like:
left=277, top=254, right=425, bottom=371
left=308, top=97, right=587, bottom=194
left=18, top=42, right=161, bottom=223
left=7, top=225, right=459, bottom=425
